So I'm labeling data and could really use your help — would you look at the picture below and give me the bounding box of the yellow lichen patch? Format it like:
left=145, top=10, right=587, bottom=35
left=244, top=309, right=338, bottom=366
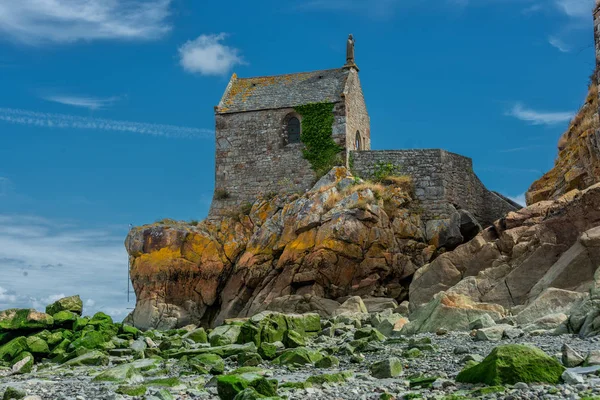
left=132, top=247, right=189, bottom=275
left=181, top=233, right=224, bottom=265
left=317, top=238, right=363, bottom=260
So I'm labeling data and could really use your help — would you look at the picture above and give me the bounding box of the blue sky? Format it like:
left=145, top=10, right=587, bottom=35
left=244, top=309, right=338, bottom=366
left=0, top=0, right=595, bottom=319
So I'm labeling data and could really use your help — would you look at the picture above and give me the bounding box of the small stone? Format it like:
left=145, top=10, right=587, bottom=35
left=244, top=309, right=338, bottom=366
left=370, top=357, right=402, bottom=378
left=586, top=350, right=600, bottom=366
left=562, top=344, right=585, bottom=368
left=460, top=354, right=483, bottom=363
left=562, top=370, right=585, bottom=385
left=453, top=346, right=470, bottom=355
left=513, top=382, right=528, bottom=390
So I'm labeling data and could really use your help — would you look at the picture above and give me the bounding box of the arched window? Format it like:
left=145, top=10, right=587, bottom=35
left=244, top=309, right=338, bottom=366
left=287, top=117, right=301, bottom=144
left=355, top=131, right=362, bottom=151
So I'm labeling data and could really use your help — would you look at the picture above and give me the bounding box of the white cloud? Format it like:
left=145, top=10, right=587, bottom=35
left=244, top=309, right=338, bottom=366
left=0, top=214, right=132, bottom=319
left=508, top=193, right=526, bottom=206
left=506, top=103, right=575, bottom=125
left=0, top=0, right=172, bottom=45
left=178, top=34, right=245, bottom=76
left=43, top=95, right=122, bottom=110
left=0, top=107, right=213, bottom=139
left=499, top=145, right=545, bottom=152
left=554, top=0, right=595, bottom=18
left=548, top=35, right=571, bottom=52
left=0, top=286, right=17, bottom=304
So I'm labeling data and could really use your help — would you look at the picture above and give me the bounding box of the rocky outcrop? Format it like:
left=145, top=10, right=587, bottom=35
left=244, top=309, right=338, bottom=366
left=526, top=77, right=600, bottom=204
left=126, top=167, right=490, bottom=329
left=406, top=183, right=600, bottom=333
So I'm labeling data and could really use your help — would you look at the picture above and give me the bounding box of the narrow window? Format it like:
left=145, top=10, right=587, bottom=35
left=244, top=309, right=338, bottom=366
left=355, top=131, right=362, bottom=151
left=287, top=117, right=301, bottom=144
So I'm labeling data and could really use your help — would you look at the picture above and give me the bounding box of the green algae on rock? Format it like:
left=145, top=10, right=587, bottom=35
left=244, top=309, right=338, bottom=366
left=456, top=344, right=565, bottom=385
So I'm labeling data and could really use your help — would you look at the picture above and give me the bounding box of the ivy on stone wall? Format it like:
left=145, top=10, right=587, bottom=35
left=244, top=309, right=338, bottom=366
left=295, top=102, right=343, bottom=178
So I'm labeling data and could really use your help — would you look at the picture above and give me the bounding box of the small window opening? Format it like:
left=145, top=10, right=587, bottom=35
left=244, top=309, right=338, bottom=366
left=355, top=131, right=362, bottom=151
left=287, top=117, right=301, bottom=144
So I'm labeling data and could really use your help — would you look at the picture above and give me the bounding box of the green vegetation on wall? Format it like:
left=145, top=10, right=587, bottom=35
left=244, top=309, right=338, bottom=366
left=295, top=102, right=343, bottom=178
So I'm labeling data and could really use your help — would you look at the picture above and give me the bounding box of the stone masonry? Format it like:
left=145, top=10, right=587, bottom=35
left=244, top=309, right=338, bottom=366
left=207, top=35, right=517, bottom=224
left=351, top=149, right=518, bottom=226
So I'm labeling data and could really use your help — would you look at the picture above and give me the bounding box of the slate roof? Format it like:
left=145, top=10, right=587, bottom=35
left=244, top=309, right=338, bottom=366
left=216, top=68, right=350, bottom=114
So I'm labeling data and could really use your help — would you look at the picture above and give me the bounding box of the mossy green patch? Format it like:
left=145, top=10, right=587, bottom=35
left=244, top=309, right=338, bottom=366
left=146, top=377, right=181, bottom=387
left=305, top=371, right=352, bottom=385
left=116, top=385, right=147, bottom=396
left=11, top=351, right=34, bottom=374
left=456, top=344, right=565, bottom=385
left=0, top=337, right=27, bottom=362
left=217, top=373, right=277, bottom=400
left=26, top=336, right=49, bottom=356
left=273, top=347, right=323, bottom=366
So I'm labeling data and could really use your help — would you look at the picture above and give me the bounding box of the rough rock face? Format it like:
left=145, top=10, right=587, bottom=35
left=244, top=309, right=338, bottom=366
left=526, top=77, right=600, bottom=205
left=126, top=167, right=485, bottom=329
left=407, top=183, right=600, bottom=333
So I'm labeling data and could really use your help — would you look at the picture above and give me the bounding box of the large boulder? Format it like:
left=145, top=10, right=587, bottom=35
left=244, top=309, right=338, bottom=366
left=401, top=293, right=505, bottom=335
left=126, top=167, right=488, bottom=329
left=456, top=344, right=565, bottom=385
left=46, top=295, right=83, bottom=316
left=0, top=309, right=53, bottom=331
left=409, top=185, right=600, bottom=318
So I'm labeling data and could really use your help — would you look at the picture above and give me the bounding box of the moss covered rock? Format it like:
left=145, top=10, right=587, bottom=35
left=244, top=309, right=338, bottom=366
left=210, top=324, right=242, bottom=347
left=258, top=342, right=280, bottom=360
left=273, top=347, right=323, bottom=366
left=456, top=344, right=565, bottom=385
left=53, top=310, right=78, bottom=327
left=283, top=330, right=305, bottom=348
left=68, top=331, right=106, bottom=351
left=354, top=327, right=385, bottom=342
left=116, top=385, right=147, bottom=396
left=370, top=357, right=402, bottom=378
left=217, top=373, right=278, bottom=400
left=11, top=351, right=33, bottom=374
left=190, top=353, right=225, bottom=374
left=184, top=327, right=208, bottom=343
left=46, top=295, right=83, bottom=316
left=238, top=352, right=262, bottom=367
left=0, top=309, right=53, bottom=331
left=0, top=337, right=28, bottom=362
left=24, top=337, right=48, bottom=356
left=315, top=355, right=339, bottom=368
left=63, top=350, right=108, bottom=366
left=2, top=387, right=26, bottom=400
left=306, top=371, right=352, bottom=385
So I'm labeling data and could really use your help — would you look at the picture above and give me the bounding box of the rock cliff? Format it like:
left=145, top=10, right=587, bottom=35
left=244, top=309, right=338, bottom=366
left=526, top=75, right=600, bottom=204
left=126, top=168, right=484, bottom=330
left=405, top=182, right=600, bottom=335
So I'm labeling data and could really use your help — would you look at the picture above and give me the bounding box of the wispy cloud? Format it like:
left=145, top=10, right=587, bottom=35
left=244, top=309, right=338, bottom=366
left=554, top=0, right=595, bottom=19
left=508, top=193, right=526, bottom=206
left=498, top=145, right=545, bottom=153
left=506, top=103, right=575, bottom=125
left=42, top=94, right=122, bottom=110
left=0, top=108, right=213, bottom=139
left=0, top=214, right=131, bottom=319
left=179, top=33, right=245, bottom=76
left=0, top=0, right=172, bottom=45
left=478, top=166, right=544, bottom=174
left=294, top=0, right=412, bottom=17
left=548, top=35, right=571, bottom=52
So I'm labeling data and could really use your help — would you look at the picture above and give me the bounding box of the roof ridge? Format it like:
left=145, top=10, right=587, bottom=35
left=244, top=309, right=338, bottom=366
left=235, top=67, right=346, bottom=81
